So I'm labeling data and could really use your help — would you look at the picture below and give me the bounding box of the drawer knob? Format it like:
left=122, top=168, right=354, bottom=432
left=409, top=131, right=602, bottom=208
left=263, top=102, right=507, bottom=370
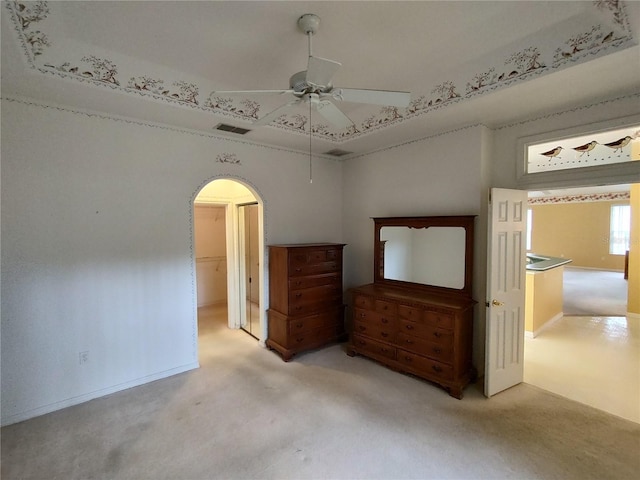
left=296, top=337, right=305, bottom=343
left=358, top=340, right=366, bottom=346
left=404, top=356, right=412, bottom=362
left=381, top=318, right=388, bottom=324
left=296, top=322, right=303, bottom=328
left=295, top=293, right=302, bottom=298
left=358, top=325, right=366, bottom=331
left=405, top=339, right=413, bottom=345
left=434, top=347, right=442, bottom=354
left=434, top=331, right=441, bottom=338
left=432, top=365, right=442, bottom=373
left=381, top=332, right=388, bottom=338
left=405, top=324, right=414, bottom=330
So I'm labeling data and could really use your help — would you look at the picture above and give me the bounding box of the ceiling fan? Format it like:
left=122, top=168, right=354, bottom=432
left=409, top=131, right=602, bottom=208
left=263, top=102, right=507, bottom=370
left=213, top=13, right=411, bottom=129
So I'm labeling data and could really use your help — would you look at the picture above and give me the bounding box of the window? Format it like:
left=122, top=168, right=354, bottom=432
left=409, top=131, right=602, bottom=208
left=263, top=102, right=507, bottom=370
left=516, top=119, right=640, bottom=189
left=609, top=204, right=631, bottom=255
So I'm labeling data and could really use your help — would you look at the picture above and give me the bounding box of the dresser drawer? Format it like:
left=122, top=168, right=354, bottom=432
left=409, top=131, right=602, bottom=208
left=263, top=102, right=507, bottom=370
left=287, top=296, right=342, bottom=316
left=353, top=319, right=396, bottom=343
left=290, top=261, right=339, bottom=276
left=424, top=310, right=454, bottom=330
left=353, top=294, right=374, bottom=310
left=290, top=248, right=342, bottom=266
left=289, top=273, right=340, bottom=290
left=399, top=304, right=454, bottom=329
left=399, top=319, right=453, bottom=346
left=397, top=349, right=454, bottom=381
left=289, top=284, right=341, bottom=306
left=351, top=334, right=396, bottom=361
left=398, top=304, right=421, bottom=322
left=375, top=299, right=397, bottom=315
left=396, top=332, right=453, bottom=364
left=353, top=308, right=396, bottom=329
left=288, top=324, right=343, bottom=349
left=288, top=309, right=342, bottom=335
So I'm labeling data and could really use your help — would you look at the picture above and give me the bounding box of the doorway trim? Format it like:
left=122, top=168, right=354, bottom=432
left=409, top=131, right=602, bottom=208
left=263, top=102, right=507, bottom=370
left=191, top=175, right=268, bottom=348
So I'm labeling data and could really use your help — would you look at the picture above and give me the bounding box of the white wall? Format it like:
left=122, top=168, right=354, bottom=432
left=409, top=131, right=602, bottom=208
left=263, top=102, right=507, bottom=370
left=0, top=98, right=343, bottom=425
left=3, top=92, right=638, bottom=425
left=342, top=125, right=487, bottom=369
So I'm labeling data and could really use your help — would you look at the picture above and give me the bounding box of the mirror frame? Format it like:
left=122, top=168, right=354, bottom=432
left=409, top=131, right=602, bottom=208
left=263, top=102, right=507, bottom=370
left=373, top=215, right=475, bottom=298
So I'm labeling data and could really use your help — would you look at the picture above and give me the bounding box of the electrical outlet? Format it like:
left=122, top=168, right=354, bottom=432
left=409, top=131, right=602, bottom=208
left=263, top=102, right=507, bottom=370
left=79, top=351, right=89, bottom=365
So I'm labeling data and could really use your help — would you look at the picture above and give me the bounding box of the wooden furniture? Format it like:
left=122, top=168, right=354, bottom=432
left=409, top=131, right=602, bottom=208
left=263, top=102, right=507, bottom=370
left=267, top=243, right=346, bottom=361
left=347, top=216, right=476, bottom=398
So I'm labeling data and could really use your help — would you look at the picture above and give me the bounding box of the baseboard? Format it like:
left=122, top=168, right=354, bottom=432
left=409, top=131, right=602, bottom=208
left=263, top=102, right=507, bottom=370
left=197, top=299, right=227, bottom=308
left=626, top=311, right=640, bottom=320
left=526, top=312, right=564, bottom=339
left=566, top=266, right=624, bottom=273
left=0, top=361, right=200, bottom=427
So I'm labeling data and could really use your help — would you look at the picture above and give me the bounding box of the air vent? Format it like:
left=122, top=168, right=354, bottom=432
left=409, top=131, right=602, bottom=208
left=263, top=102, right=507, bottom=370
left=324, top=149, right=353, bottom=158
left=214, top=123, right=251, bottom=135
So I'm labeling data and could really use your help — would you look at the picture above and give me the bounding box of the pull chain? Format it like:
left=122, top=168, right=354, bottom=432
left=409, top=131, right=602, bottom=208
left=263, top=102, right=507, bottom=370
left=308, top=30, right=313, bottom=184
left=309, top=96, right=313, bottom=184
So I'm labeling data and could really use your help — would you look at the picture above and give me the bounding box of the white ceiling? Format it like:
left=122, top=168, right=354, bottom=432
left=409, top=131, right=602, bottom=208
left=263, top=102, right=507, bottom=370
left=2, top=1, right=640, bottom=159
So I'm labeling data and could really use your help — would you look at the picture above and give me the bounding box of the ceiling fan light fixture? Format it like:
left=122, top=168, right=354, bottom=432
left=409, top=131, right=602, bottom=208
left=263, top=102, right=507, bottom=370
left=289, top=71, right=309, bottom=93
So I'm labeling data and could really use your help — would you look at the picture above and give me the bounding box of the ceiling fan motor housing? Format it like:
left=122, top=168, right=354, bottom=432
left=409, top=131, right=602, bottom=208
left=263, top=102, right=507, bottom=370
left=290, top=70, right=331, bottom=95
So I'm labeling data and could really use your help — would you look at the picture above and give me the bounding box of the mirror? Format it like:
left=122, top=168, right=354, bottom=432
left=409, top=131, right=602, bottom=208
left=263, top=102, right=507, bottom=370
left=374, top=216, right=475, bottom=298
left=380, top=226, right=466, bottom=289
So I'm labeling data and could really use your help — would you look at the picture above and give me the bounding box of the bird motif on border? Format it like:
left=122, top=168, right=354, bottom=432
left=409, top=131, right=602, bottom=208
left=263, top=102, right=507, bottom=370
left=571, top=140, right=598, bottom=157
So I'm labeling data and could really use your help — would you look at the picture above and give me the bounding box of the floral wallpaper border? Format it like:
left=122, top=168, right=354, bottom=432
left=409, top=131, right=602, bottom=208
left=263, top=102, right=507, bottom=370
left=6, top=0, right=636, bottom=143
left=529, top=191, right=630, bottom=204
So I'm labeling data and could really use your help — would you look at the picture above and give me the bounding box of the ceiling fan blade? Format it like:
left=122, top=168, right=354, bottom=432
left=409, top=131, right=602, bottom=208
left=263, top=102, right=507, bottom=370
left=212, top=89, right=294, bottom=95
left=333, top=88, right=411, bottom=107
left=306, top=56, right=341, bottom=87
left=315, top=100, right=354, bottom=129
left=254, top=99, right=302, bottom=126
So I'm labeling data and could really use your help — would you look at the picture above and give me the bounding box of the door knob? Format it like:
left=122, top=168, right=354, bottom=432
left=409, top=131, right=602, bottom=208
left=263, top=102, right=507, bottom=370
left=491, top=299, right=504, bottom=306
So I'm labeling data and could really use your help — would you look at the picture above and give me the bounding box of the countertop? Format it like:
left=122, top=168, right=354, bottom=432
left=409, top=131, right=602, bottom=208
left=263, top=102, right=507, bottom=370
left=526, top=253, right=572, bottom=271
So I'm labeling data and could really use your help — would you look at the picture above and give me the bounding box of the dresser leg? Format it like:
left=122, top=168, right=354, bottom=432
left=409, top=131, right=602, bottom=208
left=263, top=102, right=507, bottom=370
left=448, top=386, right=463, bottom=399
left=282, top=351, right=293, bottom=362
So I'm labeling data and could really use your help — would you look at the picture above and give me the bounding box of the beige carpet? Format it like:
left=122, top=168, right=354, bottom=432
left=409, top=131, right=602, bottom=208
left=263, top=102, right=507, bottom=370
left=2, top=306, right=639, bottom=479
left=563, top=267, right=628, bottom=316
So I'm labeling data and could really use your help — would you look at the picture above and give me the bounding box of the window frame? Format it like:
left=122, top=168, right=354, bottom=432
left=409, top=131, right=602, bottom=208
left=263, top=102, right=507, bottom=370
left=609, top=203, right=631, bottom=256
left=516, top=114, right=640, bottom=190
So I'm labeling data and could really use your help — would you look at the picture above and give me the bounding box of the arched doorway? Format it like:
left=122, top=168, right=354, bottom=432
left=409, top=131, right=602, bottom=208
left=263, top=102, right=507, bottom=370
left=192, top=178, right=266, bottom=348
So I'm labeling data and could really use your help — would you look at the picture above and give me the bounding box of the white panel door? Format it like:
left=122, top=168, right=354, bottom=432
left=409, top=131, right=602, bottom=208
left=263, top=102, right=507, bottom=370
left=485, top=188, right=528, bottom=397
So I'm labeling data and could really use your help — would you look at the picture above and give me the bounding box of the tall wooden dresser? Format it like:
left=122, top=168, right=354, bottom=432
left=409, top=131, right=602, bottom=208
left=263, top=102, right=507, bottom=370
left=267, top=243, right=346, bottom=361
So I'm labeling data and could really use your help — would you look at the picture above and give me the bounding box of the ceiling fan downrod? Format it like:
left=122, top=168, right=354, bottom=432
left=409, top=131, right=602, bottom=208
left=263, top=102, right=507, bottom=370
left=298, top=13, right=320, bottom=58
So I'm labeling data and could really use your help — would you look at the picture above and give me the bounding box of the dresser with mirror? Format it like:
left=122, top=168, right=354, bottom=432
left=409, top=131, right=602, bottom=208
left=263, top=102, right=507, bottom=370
left=347, top=216, right=476, bottom=398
